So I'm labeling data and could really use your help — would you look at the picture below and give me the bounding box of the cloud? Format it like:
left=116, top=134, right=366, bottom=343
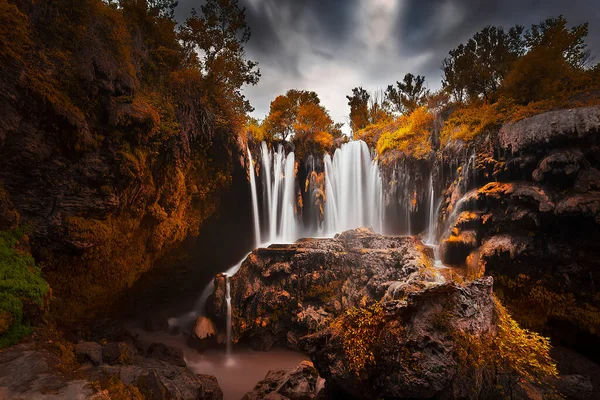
left=175, top=0, right=600, bottom=135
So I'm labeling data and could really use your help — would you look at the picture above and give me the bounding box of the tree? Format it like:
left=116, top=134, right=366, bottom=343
left=293, top=103, right=335, bottom=158
left=178, top=0, right=260, bottom=134
left=385, top=73, right=430, bottom=115
left=265, top=89, right=320, bottom=141
left=346, top=87, right=371, bottom=132
left=442, top=25, right=524, bottom=103
left=147, top=0, right=178, bottom=19
left=525, top=15, right=591, bottom=68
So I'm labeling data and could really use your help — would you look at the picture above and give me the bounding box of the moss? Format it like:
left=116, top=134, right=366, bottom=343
left=0, top=229, right=50, bottom=348
left=97, top=375, right=145, bottom=400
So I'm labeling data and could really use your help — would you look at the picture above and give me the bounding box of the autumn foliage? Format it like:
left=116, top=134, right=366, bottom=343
left=0, top=0, right=258, bottom=323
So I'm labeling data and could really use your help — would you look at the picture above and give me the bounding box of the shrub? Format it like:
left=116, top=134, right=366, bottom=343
left=376, top=106, right=434, bottom=160
left=330, top=301, right=386, bottom=375
left=0, top=229, right=50, bottom=348
left=453, top=296, right=558, bottom=396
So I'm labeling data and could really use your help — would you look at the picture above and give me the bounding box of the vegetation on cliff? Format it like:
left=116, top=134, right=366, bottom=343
left=0, top=0, right=259, bottom=323
left=348, top=15, right=600, bottom=157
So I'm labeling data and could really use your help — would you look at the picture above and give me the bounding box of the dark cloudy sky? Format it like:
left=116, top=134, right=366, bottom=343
left=175, top=0, right=600, bottom=134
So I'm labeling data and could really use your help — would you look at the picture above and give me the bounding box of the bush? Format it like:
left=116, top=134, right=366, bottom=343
left=0, top=229, right=50, bottom=348
left=376, top=106, right=434, bottom=160
left=330, top=301, right=386, bottom=375
left=453, top=297, right=558, bottom=396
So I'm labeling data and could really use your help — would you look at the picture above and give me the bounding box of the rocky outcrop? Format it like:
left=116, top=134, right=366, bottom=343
left=0, top=343, right=103, bottom=400
left=0, top=0, right=238, bottom=325
left=207, top=228, right=441, bottom=351
left=208, top=229, right=566, bottom=399
left=242, top=361, right=322, bottom=400
left=299, top=278, right=495, bottom=399
left=0, top=330, right=223, bottom=400
left=500, top=106, right=600, bottom=153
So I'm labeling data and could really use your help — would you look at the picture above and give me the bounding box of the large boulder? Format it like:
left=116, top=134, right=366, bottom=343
left=208, top=228, right=442, bottom=351
left=299, top=278, right=496, bottom=399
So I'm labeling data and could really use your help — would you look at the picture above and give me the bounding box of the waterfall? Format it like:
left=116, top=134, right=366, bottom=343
left=279, top=152, right=297, bottom=242
left=321, top=141, right=384, bottom=236
left=425, top=174, right=437, bottom=245
left=225, top=275, right=232, bottom=356
left=248, top=140, right=384, bottom=243
left=247, top=148, right=261, bottom=247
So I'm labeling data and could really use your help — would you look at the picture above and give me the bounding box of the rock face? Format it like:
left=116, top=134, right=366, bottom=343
left=0, top=0, right=237, bottom=324
left=0, top=343, right=101, bottom=400
left=438, top=106, right=600, bottom=363
left=208, top=228, right=441, bottom=351
left=499, top=106, right=600, bottom=153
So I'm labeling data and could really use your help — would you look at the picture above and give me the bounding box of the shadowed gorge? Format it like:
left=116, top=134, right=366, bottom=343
left=1, top=1, right=600, bottom=400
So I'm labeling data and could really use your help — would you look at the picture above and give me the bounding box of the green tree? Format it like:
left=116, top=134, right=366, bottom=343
left=385, top=73, right=430, bottom=115
left=442, top=25, right=524, bottom=103
left=346, top=87, right=371, bottom=132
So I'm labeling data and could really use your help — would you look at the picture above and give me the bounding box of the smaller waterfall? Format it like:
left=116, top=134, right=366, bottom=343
left=279, top=152, right=297, bottom=242
left=248, top=148, right=261, bottom=247
left=225, top=275, right=232, bottom=356
left=425, top=174, right=437, bottom=245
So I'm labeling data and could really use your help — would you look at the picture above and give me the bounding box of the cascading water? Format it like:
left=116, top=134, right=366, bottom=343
left=425, top=174, right=438, bottom=246
left=225, top=275, right=232, bottom=356
left=279, top=153, right=297, bottom=242
left=248, top=140, right=384, bottom=243
left=247, top=148, right=261, bottom=247
left=321, top=141, right=384, bottom=236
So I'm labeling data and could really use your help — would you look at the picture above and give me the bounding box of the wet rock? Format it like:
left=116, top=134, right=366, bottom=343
left=138, top=370, right=167, bottom=400
left=243, top=360, right=320, bottom=400
left=197, top=375, right=224, bottom=400
left=75, top=341, right=103, bottom=366
left=249, top=330, right=277, bottom=351
left=553, top=375, right=593, bottom=400
left=574, top=168, right=600, bottom=192
left=440, top=229, right=478, bottom=265
left=555, top=192, right=600, bottom=223
left=532, top=148, right=587, bottom=184
left=145, top=342, right=186, bottom=367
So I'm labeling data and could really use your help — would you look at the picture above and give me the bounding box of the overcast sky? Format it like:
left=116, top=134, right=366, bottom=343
left=175, top=0, right=600, bottom=135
